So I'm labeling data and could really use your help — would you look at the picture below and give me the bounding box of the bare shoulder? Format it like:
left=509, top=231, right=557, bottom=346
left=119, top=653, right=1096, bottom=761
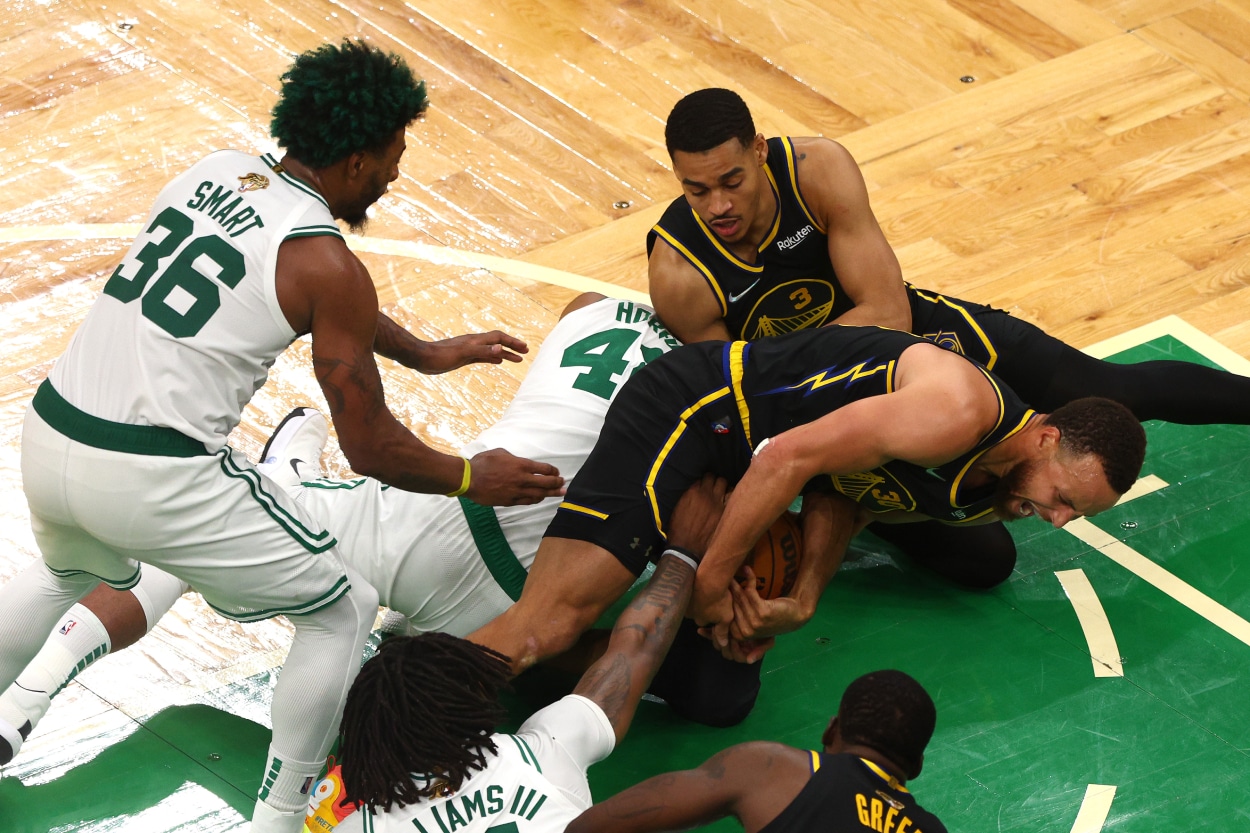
left=647, top=237, right=726, bottom=343
left=789, top=137, right=860, bottom=172
left=898, top=342, right=1003, bottom=431
left=712, top=741, right=811, bottom=776
left=276, top=234, right=375, bottom=335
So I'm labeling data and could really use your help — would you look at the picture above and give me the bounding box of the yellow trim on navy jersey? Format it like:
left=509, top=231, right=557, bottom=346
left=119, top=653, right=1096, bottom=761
left=728, top=342, right=753, bottom=449
left=559, top=502, right=609, bottom=520
left=646, top=387, right=733, bottom=536
left=780, top=137, right=823, bottom=233
left=652, top=224, right=729, bottom=315
left=757, top=167, right=784, bottom=251
left=909, top=285, right=999, bottom=370
left=860, top=758, right=910, bottom=793
left=776, top=357, right=895, bottom=396
left=810, top=750, right=821, bottom=772
left=947, top=407, right=1037, bottom=510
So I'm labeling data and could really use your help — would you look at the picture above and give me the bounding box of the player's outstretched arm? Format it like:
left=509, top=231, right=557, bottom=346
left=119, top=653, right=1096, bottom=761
left=795, top=138, right=910, bottom=332
left=572, top=475, right=725, bottom=741
left=373, top=310, right=531, bottom=373
left=277, top=235, right=563, bottom=505
left=567, top=743, right=776, bottom=833
left=692, top=343, right=998, bottom=633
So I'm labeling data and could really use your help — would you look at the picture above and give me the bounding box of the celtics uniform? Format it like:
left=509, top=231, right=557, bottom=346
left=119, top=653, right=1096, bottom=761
left=548, top=324, right=1032, bottom=576
left=332, top=694, right=615, bottom=833
left=295, top=297, right=678, bottom=635
left=24, top=149, right=350, bottom=619
left=757, top=752, right=947, bottom=833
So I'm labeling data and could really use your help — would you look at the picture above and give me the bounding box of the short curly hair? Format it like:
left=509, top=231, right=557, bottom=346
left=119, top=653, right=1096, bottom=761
left=1043, top=397, right=1146, bottom=494
left=271, top=39, right=429, bottom=169
left=838, top=670, right=936, bottom=781
left=665, top=88, right=756, bottom=156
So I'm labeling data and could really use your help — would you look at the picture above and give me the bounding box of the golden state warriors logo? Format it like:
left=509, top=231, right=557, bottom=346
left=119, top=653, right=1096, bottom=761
left=829, top=470, right=916, bottom=513
left=746, top=279, right=835, bottom=340
left=921, top=330, right=966, bottom=356
left=237, top=173, right=270, bottom=192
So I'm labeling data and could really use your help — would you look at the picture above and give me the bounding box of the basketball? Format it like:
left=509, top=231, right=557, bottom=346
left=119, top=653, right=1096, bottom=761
left=738, top=511, right=803, bottom=599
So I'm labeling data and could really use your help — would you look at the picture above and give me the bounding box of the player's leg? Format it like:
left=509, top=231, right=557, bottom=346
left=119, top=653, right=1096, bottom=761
left=252, top=568, right=378, bottom=832
left=867, top=520, right=1017, bottom=589
left=0, top=560, right=98, bottom=762
left=0, top=567, right=188, bottom=761
left=973, top=305, right=1250, bottom=425
left=1035, top=346, right=1250, bottom=424
left=468, top=536, right=637, bottom=673
left=647, top=618, right=763, bottom=727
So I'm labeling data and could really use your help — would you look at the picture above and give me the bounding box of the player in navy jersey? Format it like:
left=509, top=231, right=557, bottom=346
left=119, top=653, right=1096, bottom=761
left=646, top=87, right=1250, bottom=594
left=568, top=669, right=947, bottom=833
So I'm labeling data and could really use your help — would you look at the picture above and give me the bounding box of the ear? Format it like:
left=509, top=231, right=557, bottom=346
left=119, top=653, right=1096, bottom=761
left=821, top=715, right=841, bottom=750
left=345, top=150, right=369, bottom=180
left=1038, top=423, right=1063, bottom=455
left=753, top=133, right=769, bottom=166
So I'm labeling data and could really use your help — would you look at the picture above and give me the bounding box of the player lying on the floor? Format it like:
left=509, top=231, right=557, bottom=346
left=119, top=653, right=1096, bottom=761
left=0, top=291, right=683, bottom=765
left=648, top=86, right=1250, bottom=596
left=329, top=475, right=724, bottom=833
left=469, top=321, right=1148, bottom=726
left=567, top=669, right=947, bottom=833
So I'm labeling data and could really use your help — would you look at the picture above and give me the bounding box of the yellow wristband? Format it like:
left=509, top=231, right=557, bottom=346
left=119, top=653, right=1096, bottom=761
left=446, top=456, right=472, bottom=497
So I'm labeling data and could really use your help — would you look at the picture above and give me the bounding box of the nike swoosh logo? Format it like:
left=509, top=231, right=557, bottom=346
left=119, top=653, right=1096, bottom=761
left=727, top=278, right=761, bottom=303
left=290, top=458, right=304, bottom=478
left=925, top=467, right=945, bottom=481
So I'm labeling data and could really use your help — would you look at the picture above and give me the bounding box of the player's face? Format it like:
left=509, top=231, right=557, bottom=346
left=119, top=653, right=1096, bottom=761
left=341, top=127, right=406, bottom=233
left=672, top=136, right=767, bottom=244
left=993, top=450, right=1120, bottom=528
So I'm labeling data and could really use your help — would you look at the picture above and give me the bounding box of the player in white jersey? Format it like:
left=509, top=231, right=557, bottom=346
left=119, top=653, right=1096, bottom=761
left=0, top=294, right=678, bottom=769
left=331, top=475, right=725, bottom=833
left=0, top=40, right=561, bottom=833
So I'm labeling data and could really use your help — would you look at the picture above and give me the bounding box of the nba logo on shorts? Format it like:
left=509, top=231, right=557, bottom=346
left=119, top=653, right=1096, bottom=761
left=711, top=416, right=731, bottom=434
left=59, top=620, right=77, bottom=636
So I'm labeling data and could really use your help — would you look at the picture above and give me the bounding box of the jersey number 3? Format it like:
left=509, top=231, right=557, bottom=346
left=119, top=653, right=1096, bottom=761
left=103, top=206, right=246, bottom=338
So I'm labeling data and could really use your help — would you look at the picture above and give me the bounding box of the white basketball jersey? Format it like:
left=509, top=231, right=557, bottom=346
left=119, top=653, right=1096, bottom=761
left=336, top=695, right=614, bottom=833
left=50, top=150, right=341, bottom=450
left=300, top=298, right=678, bottom=634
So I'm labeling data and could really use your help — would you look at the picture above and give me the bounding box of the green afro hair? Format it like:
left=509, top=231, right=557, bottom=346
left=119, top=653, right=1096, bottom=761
left=271, top=39, right=429, bottom=168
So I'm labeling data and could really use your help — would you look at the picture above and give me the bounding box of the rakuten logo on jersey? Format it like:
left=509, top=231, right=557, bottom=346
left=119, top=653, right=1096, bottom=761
left=776, top=225, right=814, bottom=251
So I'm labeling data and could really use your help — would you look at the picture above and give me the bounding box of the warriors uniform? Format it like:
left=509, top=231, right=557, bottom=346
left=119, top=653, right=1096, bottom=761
left=759, top=753, right=947, bottom=833
left=647, top=136, right=1250, bottom=426
left=293, top=297, right=678, bottom=635
left=334, top=694, right=615, bottom=833
left=548, top=324, right=1031, bottom=575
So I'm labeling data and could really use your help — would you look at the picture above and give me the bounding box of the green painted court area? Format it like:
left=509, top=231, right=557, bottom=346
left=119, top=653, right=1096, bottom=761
left=4, top=334, right=1249, bottom=832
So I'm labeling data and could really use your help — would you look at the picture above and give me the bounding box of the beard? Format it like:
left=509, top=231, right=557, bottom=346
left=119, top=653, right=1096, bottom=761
left=341, top=171, right=390, bottom=233
left=992, top=458, right=1039, bottom=521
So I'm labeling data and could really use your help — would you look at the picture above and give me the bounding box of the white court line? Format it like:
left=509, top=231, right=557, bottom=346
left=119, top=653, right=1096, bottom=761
left=1070, top=784, right=1117, bottom=833
left=1054, top=476, right=1165, bottom=679
left=0, top=223, right=652, bottom=305
left=1083, top=314, right=1250, bottom=375
left=1055, top=569, right=1123, bottom=677
left=1066, top=518, right=1250, bottom=648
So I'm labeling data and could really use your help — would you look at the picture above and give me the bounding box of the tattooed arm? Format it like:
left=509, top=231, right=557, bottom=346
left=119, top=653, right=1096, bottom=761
left=274, top=235, right=563, bottom=504
left=572, top=476, right=725, bottom=741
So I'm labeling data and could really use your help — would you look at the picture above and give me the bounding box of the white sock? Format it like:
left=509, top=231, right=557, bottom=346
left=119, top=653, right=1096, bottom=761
left=0, top=601, right=110, bottom=761
left=0, top=603, right=112, bottom=734
left=249, top=796, right=308, bottom=833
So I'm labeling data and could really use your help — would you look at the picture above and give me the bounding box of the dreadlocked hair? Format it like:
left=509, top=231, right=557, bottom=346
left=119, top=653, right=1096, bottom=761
left=665, top=88, right=756, bottom=156
left=270, top=38, right=429, bottom=169
left=338, top=632, right=513, bottom=812
left=1043, top=396, right=1146, bottom=494
left=838, top=670, right=936, bottom=781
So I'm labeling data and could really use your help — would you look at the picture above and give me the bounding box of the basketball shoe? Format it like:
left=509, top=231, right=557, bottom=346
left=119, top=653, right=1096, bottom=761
left=257, top=407, right=329, bottom=493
